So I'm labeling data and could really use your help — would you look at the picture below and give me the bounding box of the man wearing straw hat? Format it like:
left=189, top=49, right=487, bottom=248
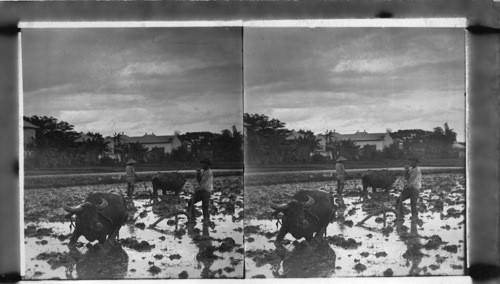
left=396, top=156, right=422, bottom=222
left=125, top=159, right=141, bottom=198
left=333, top=156, right=350, bottom=196
left=188, top=158, right=213, bottom=224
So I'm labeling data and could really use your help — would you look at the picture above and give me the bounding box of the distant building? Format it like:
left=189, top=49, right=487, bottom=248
left=340, top=131, right=393, bottom=151
left=286, top=130, right=305, bottom=140
left=124, top=133, right=182, bottom=154
left=23, top=120, right=38, bottom=146
left=453, top=142, right=466, bottom=159
left=316, top=131, right=342, bottom=158
left=393, top=138, right=404, bottom=149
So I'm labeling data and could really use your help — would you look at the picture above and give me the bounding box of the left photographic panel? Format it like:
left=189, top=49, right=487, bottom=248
left=21, top=27, right=244, bottom=280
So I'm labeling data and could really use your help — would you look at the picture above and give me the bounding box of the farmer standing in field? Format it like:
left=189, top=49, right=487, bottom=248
left=396, top=156, right=422, bottom=222
left=125, top=159, right=141, bottom=198
left=188, top=158, right=213, bottom=224
left=332, top=156, right=350, bottom=196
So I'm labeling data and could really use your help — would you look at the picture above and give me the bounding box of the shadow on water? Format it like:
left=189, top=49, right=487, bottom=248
left=396, top=220, right=424, bottom=276
left=72, top=244, right=129, bottom=279
left=278, top=242, right=336, bottom=278
left=187, top=223, right=215, bottom=278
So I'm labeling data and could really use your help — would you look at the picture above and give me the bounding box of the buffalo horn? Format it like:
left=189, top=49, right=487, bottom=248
left=95, top=198, right=108, bottom=210
left=63, top=203, right=84, bottom=213
left=270, top=201, right=290, bottom=211
left=301, top=195, right=315, bottom=207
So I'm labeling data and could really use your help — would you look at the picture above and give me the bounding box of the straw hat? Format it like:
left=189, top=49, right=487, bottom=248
left=336, top=156, right=347, bottom=162
left=126, top=159, right=137, bottom=165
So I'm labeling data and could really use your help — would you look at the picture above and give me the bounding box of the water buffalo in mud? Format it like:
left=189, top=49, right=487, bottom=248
left=152, top=172, right=186, bottom=196
left=270, top=190, right=336, bottom=245
left=361, top=170, right=401, bottom=193
left=63, top=192, right=128, bottom=245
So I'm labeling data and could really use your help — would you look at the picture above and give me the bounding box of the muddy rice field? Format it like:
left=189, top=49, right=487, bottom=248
left=24, top=175, right=244, bottom=279
left=244, top=172, right=466, bottom=278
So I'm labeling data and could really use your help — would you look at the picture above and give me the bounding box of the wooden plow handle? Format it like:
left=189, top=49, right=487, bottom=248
left=149, top=210, right=190, bottom=228
left=356, top=207, right=400, bottom=226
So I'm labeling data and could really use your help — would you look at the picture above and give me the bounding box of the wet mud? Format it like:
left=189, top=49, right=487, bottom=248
left=24, top=176, right=244, bottom=279
left=245, top=173, right=465, bottom=278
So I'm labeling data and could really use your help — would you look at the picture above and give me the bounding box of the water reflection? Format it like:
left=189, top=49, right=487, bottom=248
left=68, top=244, right=129, bottom=279
left=276, top=242, right=336, bottom=278
left=187, top=223, right=215, bottom=278
left=396, top=220, right=423, bottom=275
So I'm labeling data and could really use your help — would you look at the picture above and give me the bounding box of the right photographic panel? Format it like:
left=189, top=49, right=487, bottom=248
left=243, top=27, right=466, bottom=278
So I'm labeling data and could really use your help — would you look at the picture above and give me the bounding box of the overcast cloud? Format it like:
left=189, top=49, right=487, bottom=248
left=23, top=28, right=243, bottom=137
left=244, top=28, right=465, bottom=141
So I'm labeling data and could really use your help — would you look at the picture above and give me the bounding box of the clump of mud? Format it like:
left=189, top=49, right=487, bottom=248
left=179, top=271, right=189, bottom=279
left=246, top=249, right=281, bottom=268
left=353, top=263, right=367, bottom=273
left=25, top=225, right=53, bottom=238
left=219, top=237, right=238, bottom=252
left=343, top=220, right=354, bottom=227
left=134, top=222, right=146, bottom=230
left=121, top=238, right=155, bottom=252
left=169, top=254, right=181, bottom=260
left=443, top=245, right=458, bottom=253
left=435, top=254, right=448, bottom=263
left=148, top=265, right=161, bottom=275
left=424, top=235, right=444, bottom=250
left=244, top=225, right=261, bottom=235
left=429, top=264, right=440, bottom=270
left=326, top=235, right=362, bottom=249
left=36, top=251, right=77, bottom=270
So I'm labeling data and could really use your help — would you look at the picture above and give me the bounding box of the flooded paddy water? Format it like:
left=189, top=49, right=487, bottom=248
left=244, top=173, right=466, bottom=278
left=23, top=176, right=244, bottom=279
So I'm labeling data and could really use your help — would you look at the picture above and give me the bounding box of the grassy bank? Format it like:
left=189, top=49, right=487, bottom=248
left=244, top=167, right=465, bottom=187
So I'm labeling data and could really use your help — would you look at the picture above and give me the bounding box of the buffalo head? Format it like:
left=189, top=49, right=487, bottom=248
left=270, top=195, right=314, bottom=230
left=64, top=198, right=108, bottom=241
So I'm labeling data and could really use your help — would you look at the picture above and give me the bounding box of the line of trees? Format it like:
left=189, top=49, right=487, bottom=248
left=24, top=116, right=112, bottom=168
left=244, top=113, right=461, bottom=166
left=244, top=113, right=321, bottom=165
left=170, top=126, right=243, bottom=163
left=23, top=115, right=244, bottom=168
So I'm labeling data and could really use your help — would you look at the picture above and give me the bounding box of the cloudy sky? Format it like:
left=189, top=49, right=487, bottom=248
left=23, top=28, right=243, bottom=137
left=244, top=28, right=465, bottom=141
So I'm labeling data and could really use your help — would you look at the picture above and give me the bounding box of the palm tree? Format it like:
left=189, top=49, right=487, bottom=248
left=79, top=132, right=110, bottom=165
left=323, top=129, right=336, bottom=153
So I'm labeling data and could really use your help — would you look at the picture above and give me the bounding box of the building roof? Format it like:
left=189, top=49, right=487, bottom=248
left=319, top=132, right=342, bottom=139
left=286, top=131, right=305, bottom=140
left=124, top=133, right=177, bottom=144
left=75, top=133, right=91, bottom=143
left=23, top=120, right=39, bottom=129
left=340, top=131, right=389, bottom=142
left=453, top=142, right=466, bottom=149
